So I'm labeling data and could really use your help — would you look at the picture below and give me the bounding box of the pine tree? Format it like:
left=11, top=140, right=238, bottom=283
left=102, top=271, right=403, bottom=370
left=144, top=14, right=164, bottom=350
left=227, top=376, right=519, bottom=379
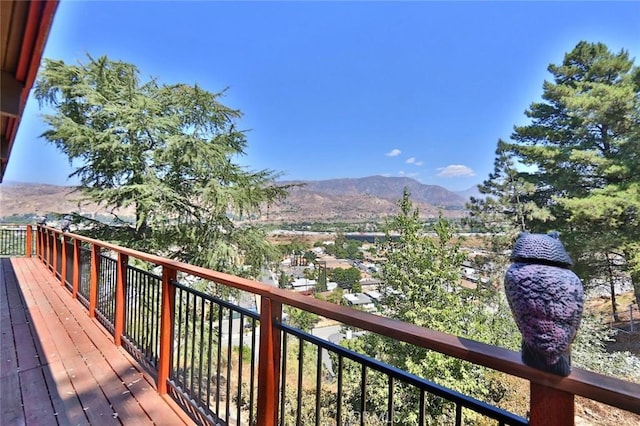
left=475, top=41, right=640, bottom=307
left=341, top=189, right=519, bottom=423
left=35, top=55, right=291, bottom=275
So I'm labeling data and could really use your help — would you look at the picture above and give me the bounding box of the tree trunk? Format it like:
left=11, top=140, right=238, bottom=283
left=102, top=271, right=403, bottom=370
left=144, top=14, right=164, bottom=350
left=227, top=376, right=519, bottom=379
left=632, top=269, right=640, bottom=309
left=606, top=253, right=620, bottom=322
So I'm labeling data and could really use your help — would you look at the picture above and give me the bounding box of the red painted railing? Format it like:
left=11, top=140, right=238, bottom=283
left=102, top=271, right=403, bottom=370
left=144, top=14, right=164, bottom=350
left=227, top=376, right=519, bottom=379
left=21, top=225, right=640, bottom=425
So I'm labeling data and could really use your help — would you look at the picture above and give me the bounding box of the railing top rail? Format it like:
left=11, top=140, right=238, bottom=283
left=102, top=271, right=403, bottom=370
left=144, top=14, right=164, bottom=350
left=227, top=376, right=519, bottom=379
left=41, top=225, right=275, bottom=296
left=38, top=225, right=640, bottom=415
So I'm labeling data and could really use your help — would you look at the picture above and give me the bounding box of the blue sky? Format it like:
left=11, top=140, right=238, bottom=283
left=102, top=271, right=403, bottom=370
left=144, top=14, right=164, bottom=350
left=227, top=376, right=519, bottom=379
left=4, top=1, right=639, bottom=191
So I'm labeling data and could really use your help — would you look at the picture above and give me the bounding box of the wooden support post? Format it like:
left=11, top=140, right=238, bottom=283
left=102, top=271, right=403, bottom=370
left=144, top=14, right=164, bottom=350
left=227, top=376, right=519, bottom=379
left=256, top=296, right=282, bottom=426
left=530, top=381, right=574, bottom=425
left=35, top=226, right=39, bottom=258
left=25, top=225, right=32, bottom=258
left=36, top=226, right=41, bottom=259
left=89, top=244, right=100, bottom=318
left=114, top=253, right=128, bottom=346
left=60, top=234, right=67, bottom=286
left=72, top=239, right=80, bottom=299
left=52, top=230, right=59, bottom=279
left=158, top=266, right=177, bottom=394
left=42, top=229, right=48, bottom=264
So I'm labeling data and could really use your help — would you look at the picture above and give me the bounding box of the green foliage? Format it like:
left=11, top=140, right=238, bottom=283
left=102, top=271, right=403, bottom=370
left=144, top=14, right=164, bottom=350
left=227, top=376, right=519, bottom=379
left=470, top=41, right=640, bottom=306
left=330, top=267, right=362, bottom=290
left=303, top=250, right=317, bottom=263
left=315, top=262, right=328, bottom=292
left=318, top=287, right=345, bottom=306
left=285, top=306, right=319, bottom=333
left=468, top=40, right=640, bottom=380
left=277, top=240, right=311, bottom=257
left=506, top=42, right=638, bottom=289
left=340, top=189, right=519, bottom=423
left=323, top=233, right=363, bottom=260
left=34, top=55, right=291, bottom=276
left=279, top=270, right=290, bottom=289
left=572, top=313, right=640, bottom=382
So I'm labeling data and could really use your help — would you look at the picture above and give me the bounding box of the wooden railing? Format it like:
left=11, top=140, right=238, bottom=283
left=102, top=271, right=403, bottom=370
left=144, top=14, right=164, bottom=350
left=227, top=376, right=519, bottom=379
left=0, top=224, right=34, bottom=257
left=14, top=225, right=640, bottom=425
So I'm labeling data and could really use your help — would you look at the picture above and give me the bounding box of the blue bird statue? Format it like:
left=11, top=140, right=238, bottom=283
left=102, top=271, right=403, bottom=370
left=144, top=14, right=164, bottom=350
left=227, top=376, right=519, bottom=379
left=504, top=232, right=584, bottom=376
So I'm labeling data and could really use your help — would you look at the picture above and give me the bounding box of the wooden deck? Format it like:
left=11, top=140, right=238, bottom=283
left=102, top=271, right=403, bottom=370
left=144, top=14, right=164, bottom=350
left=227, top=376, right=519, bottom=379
left=0, top=257, right=192, bottom=426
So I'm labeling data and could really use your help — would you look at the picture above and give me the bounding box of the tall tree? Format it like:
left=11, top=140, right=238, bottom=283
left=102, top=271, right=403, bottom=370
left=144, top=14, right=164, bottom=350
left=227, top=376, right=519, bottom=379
left=478, top=41, right=640, bottom=307
left=341, top=189, right=519, bottom=423
left=35, top=55, right=290, bottom=275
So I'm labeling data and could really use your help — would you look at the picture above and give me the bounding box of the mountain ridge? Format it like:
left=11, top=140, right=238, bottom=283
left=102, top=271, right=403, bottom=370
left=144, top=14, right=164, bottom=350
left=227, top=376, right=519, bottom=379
left=280, top=175, right=468, bottom=207
left=1, top=176, right=474, bottom=223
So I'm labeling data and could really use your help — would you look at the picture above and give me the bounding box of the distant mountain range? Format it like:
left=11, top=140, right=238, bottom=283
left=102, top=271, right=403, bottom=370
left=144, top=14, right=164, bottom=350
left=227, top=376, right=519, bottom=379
left=263, top=176, right=477, bottom=222
left=281, top=176, right=476, bottom=207
left=0, top=176, right=479, bottom=223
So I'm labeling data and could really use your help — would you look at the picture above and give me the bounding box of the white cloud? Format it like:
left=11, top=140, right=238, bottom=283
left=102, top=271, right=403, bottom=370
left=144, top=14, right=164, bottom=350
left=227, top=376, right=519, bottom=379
left=386, top=149, right=401, bottom=157
left=405, top=157, right=424, bottom=166
left=398, top=170, right=406, bottom=176
left=436, top=164, right=476, bottom=177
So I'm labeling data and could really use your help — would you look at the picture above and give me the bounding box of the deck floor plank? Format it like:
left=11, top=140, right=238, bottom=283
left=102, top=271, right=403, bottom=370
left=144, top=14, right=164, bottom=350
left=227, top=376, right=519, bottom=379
left=1, top=258, right=192, bottom=426
left=0, top=372, right=24, bottom=425
left=17, top=259, right=155, bottom=423
left=0, top=272, right=19, bottom=377
left=20, top=366, right=57, bottom=424
left=42, top=359, right=90, bottom=426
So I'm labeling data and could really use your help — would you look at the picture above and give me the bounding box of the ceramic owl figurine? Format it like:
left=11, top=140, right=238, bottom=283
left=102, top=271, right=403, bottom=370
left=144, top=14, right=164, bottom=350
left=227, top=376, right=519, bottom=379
left=504, top=232, right=584, bottom=376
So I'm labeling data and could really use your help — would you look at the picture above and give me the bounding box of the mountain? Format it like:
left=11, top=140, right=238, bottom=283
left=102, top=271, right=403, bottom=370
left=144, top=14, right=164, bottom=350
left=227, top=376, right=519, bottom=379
left=1, top=177, right=469, bottom=224
left=0, top=182, right=133, bottom=219
left=455, top=185, right=483, bottom=202
left=280, top=176, right=466, bottom=208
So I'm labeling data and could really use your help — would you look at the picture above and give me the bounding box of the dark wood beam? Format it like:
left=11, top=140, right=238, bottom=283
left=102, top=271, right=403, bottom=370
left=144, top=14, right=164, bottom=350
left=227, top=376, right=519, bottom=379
left=1, top=70, right=25, bottom=118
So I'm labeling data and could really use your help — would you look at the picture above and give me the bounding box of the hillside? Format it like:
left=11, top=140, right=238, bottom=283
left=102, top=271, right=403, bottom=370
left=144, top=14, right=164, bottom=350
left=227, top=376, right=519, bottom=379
left=0, top=176, right=470, bottom=223
left=281, top=176, right=467, bottom=208
left=0, top=182, right=133, bottom=220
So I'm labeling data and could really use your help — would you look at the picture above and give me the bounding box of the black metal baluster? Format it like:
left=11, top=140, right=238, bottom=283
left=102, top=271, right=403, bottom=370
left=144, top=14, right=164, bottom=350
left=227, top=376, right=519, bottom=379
left=237, top=313, right=245, bottom=425
left=315, top=344, right=322, bottom=425
left=216, top=305, right=223, bottom=415
left=279, top=332, right=288, bottom=426
left=296, top=339, right=304, bottom=426
left=225, top=307, right=233, bottom=423
left=360, top=365, right=367, bottom=426
left=388, top=376, right=394, bottom=425
left=190, top=292, right=198, bottom=399
left=176, top=288, right=184, bottom=388
left=337, top=355, right=343, bottom=426
left=206, top=299, right=214, bottom=415
left=248, top=318, right=256, bottom=426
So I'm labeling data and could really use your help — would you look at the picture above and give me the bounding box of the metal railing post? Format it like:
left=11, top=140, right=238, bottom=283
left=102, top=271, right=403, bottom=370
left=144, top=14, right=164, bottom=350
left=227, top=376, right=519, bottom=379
left=257, top=295, right=282, bottom=426
left=89, top=244, right=100, bottom=317
left=114, top=253, right=129, bottom=346
left=158, top=266, right=177, bottom=395
left=530, top=382, right=574, bottom=425
left=25, top=225, right=32, bottom=258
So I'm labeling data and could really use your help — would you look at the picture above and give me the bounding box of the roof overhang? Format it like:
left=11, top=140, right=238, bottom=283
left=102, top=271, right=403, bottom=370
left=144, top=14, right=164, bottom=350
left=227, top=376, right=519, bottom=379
left=1, top=0, right=59, bottom=182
